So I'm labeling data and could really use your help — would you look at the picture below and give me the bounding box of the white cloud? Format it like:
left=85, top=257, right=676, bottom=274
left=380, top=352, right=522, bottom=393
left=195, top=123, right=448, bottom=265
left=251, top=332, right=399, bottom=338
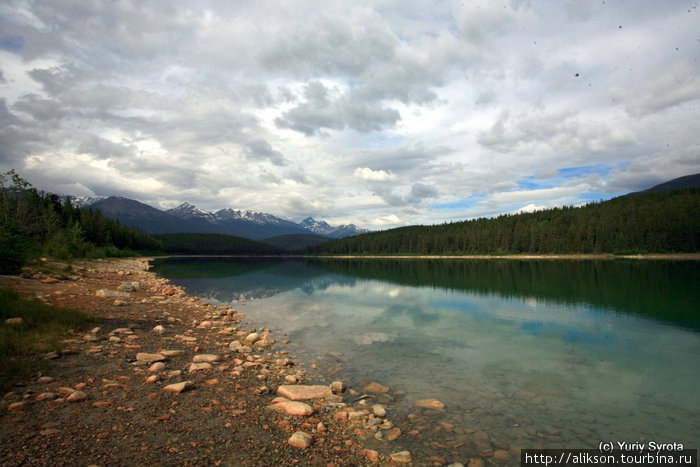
left=514, top=204, right=547, bottom=214
left=611, top=62, right=700, bottom=118
left=353, top=167, right=397, bottom=181
left=0, top=1, right=698, bottom=229
left=372, top=214, right=401, bottom=226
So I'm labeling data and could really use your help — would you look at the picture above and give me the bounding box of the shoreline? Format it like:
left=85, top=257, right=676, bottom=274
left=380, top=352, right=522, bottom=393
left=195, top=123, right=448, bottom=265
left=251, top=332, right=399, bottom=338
left=311, top=253, right=700, bottom=260
left=0, top=257, right=406, bottom=466
left=153, top=253, right=700, bottom=261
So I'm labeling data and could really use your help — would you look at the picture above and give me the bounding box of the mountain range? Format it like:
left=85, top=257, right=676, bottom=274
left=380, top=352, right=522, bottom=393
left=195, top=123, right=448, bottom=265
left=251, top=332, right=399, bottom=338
left=71, top=197, right=368, bottom=241
left=67, top=173, right=699, bottom=244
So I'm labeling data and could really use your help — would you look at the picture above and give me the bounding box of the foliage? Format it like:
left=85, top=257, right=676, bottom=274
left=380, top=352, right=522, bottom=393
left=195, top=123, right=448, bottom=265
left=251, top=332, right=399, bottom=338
left=0, top=287, right=92, bottom=390
left=310, top=189, right=700, bottom=256
left=155, top=233, right=282, bottom=255
left=261, top=233, right=331, bottom=252
left=0, top=169, right=162, bottom=272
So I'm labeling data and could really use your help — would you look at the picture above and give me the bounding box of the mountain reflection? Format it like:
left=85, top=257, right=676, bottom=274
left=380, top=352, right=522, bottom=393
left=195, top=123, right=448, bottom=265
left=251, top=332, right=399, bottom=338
left=151, top=257, right=699, bottom=331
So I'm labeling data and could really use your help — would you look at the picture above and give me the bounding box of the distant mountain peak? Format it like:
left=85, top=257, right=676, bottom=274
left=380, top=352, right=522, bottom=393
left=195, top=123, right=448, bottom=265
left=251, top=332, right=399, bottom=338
left=301, top=217, right=332, bottom=231
left=72, top=196, right=369, bottom=240
left=166, top=202, right=219, bottom=222
left=66, top=195, right=106, bottom=208
left=300, top=217, right=368, bottom=238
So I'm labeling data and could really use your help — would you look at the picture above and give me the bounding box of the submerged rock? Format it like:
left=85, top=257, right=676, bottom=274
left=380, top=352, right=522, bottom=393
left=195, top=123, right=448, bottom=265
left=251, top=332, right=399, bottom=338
left=363, top=382, right=389, bottom=394
left=414, top=398, right=445, bottom=410
left=372, top=404, right=386, bottom=417
left=389, top=451, right=412, bottom=464
left=255, top=334, right=275, bottom=348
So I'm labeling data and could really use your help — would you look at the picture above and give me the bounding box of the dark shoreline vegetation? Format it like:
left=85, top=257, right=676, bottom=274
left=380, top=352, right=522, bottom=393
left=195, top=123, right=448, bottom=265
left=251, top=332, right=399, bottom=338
left=1, top=169, right=699, bottom=276
left=0, top=287, right=92, bottom=391
left=0, top=170, right=161, bottom=274
left=309, top=188, right=700, bottom=256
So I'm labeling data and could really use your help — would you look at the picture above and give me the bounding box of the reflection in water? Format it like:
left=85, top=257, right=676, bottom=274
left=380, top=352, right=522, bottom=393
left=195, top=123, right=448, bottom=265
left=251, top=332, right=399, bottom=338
left=152, top=258, right=700, bottom=462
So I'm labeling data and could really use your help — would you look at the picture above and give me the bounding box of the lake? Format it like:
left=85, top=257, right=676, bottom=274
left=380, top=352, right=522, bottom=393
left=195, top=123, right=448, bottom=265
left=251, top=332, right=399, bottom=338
left=151, top=257, right=700, bottom=463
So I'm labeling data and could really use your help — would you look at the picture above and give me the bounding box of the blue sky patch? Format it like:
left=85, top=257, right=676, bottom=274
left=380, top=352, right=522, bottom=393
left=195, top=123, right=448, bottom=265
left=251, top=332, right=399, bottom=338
left=516, top=176, right=558, bottom=190
left=431, top=193, right=485, bottom=210
left=558, top=162, right=628, bottom=179
left=0, top=34, right=24, bottom=52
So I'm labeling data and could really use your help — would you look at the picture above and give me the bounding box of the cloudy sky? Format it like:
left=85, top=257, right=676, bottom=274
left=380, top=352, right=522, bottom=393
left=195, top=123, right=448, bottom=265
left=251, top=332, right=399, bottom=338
left=1, top=1, right=698, bottom=229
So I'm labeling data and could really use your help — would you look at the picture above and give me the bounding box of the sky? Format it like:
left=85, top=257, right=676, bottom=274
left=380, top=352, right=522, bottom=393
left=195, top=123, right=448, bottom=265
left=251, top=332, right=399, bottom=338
left=0, top=1, right=698, bottom=229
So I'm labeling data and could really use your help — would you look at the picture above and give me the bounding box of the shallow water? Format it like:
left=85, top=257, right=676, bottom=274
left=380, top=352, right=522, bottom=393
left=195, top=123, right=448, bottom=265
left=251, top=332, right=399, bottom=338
left=152, top=258, right=700, bottom=462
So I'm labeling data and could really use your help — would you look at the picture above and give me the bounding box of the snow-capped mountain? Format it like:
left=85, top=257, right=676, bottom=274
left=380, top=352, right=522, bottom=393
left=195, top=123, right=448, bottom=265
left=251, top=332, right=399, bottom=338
left=64, top=195, right=106, bottom=208
left=300, top=217, right=334, bottom=234
left=214, top=208, right=288, bottom=226
left=165, top=202, right=220, bottom=223
left=300, top=217, right=367, bottom=238
left=75, top=197, right=367, bottom=240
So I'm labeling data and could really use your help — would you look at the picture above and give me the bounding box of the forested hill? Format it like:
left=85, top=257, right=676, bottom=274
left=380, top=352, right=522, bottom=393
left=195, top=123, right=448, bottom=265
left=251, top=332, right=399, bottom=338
left=309, top=188, right=700, bottom=255
left=1, top=170, right=162, bottom=274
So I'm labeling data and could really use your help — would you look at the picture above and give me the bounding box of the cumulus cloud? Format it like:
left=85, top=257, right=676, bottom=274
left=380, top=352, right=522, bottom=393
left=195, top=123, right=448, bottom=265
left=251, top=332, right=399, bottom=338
left=610, top=62, right=700, bottom=117
left=453, top=0, right=535, bottom=44
left=0, top=0, right=697, bottom=229
left=514, top=204, right=547, bottom=214
left=275, top=81, right=401, bottom=135
left=372, top=214, right=401, bottom=226
left=477, top=110, right=635, bottom=157
left=244, top=139, right=286, bottom=166
left=353, top=167, right=397, bottom=181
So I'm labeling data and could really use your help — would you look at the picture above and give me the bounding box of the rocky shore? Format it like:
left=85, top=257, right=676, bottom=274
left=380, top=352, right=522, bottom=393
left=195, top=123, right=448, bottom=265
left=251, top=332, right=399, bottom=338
left=0, top=257, right=483, bottom=466
left=0, top=258, right=364, bottom=465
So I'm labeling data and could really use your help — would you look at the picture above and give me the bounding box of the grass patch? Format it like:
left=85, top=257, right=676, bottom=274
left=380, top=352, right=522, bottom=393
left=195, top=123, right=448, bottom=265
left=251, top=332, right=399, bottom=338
left=0, top=287, right=93, bottom=391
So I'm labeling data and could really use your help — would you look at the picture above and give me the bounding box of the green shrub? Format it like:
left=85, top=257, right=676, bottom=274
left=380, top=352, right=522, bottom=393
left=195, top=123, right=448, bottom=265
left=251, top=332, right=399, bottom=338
left=0, top=287, right=93, bottom=390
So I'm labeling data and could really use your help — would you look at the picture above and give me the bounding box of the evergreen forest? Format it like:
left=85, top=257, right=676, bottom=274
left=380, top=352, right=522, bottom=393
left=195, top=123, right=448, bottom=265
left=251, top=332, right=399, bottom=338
left=0, top=170, right=161, bottom=273
left=309, top=188, right=700, bottom=255
left=2, top=169, right=699, bottom=275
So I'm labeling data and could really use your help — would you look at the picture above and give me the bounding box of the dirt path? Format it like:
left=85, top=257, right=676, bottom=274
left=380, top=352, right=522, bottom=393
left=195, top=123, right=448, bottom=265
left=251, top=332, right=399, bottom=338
left=0, top=258, right=388, bottom=466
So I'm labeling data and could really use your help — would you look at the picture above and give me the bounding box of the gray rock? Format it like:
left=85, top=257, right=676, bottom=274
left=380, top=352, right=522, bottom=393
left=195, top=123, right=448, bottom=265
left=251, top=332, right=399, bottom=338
left=117, top=283, right=137, bottom=292
left=96, top=289, right=130, bottom=299
left=244, top=332, right=260, bottom=346
left=372, top=404, right=386, bottom=417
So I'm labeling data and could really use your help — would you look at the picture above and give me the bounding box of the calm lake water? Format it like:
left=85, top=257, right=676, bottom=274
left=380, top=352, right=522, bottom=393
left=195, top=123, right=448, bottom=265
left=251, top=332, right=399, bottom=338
left=152, top=257, right=700, bottom=463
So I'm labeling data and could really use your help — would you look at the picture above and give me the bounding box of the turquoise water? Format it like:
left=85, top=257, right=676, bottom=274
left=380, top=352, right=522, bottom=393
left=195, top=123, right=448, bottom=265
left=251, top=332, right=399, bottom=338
left=152, top=258, right=700, bottom=462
